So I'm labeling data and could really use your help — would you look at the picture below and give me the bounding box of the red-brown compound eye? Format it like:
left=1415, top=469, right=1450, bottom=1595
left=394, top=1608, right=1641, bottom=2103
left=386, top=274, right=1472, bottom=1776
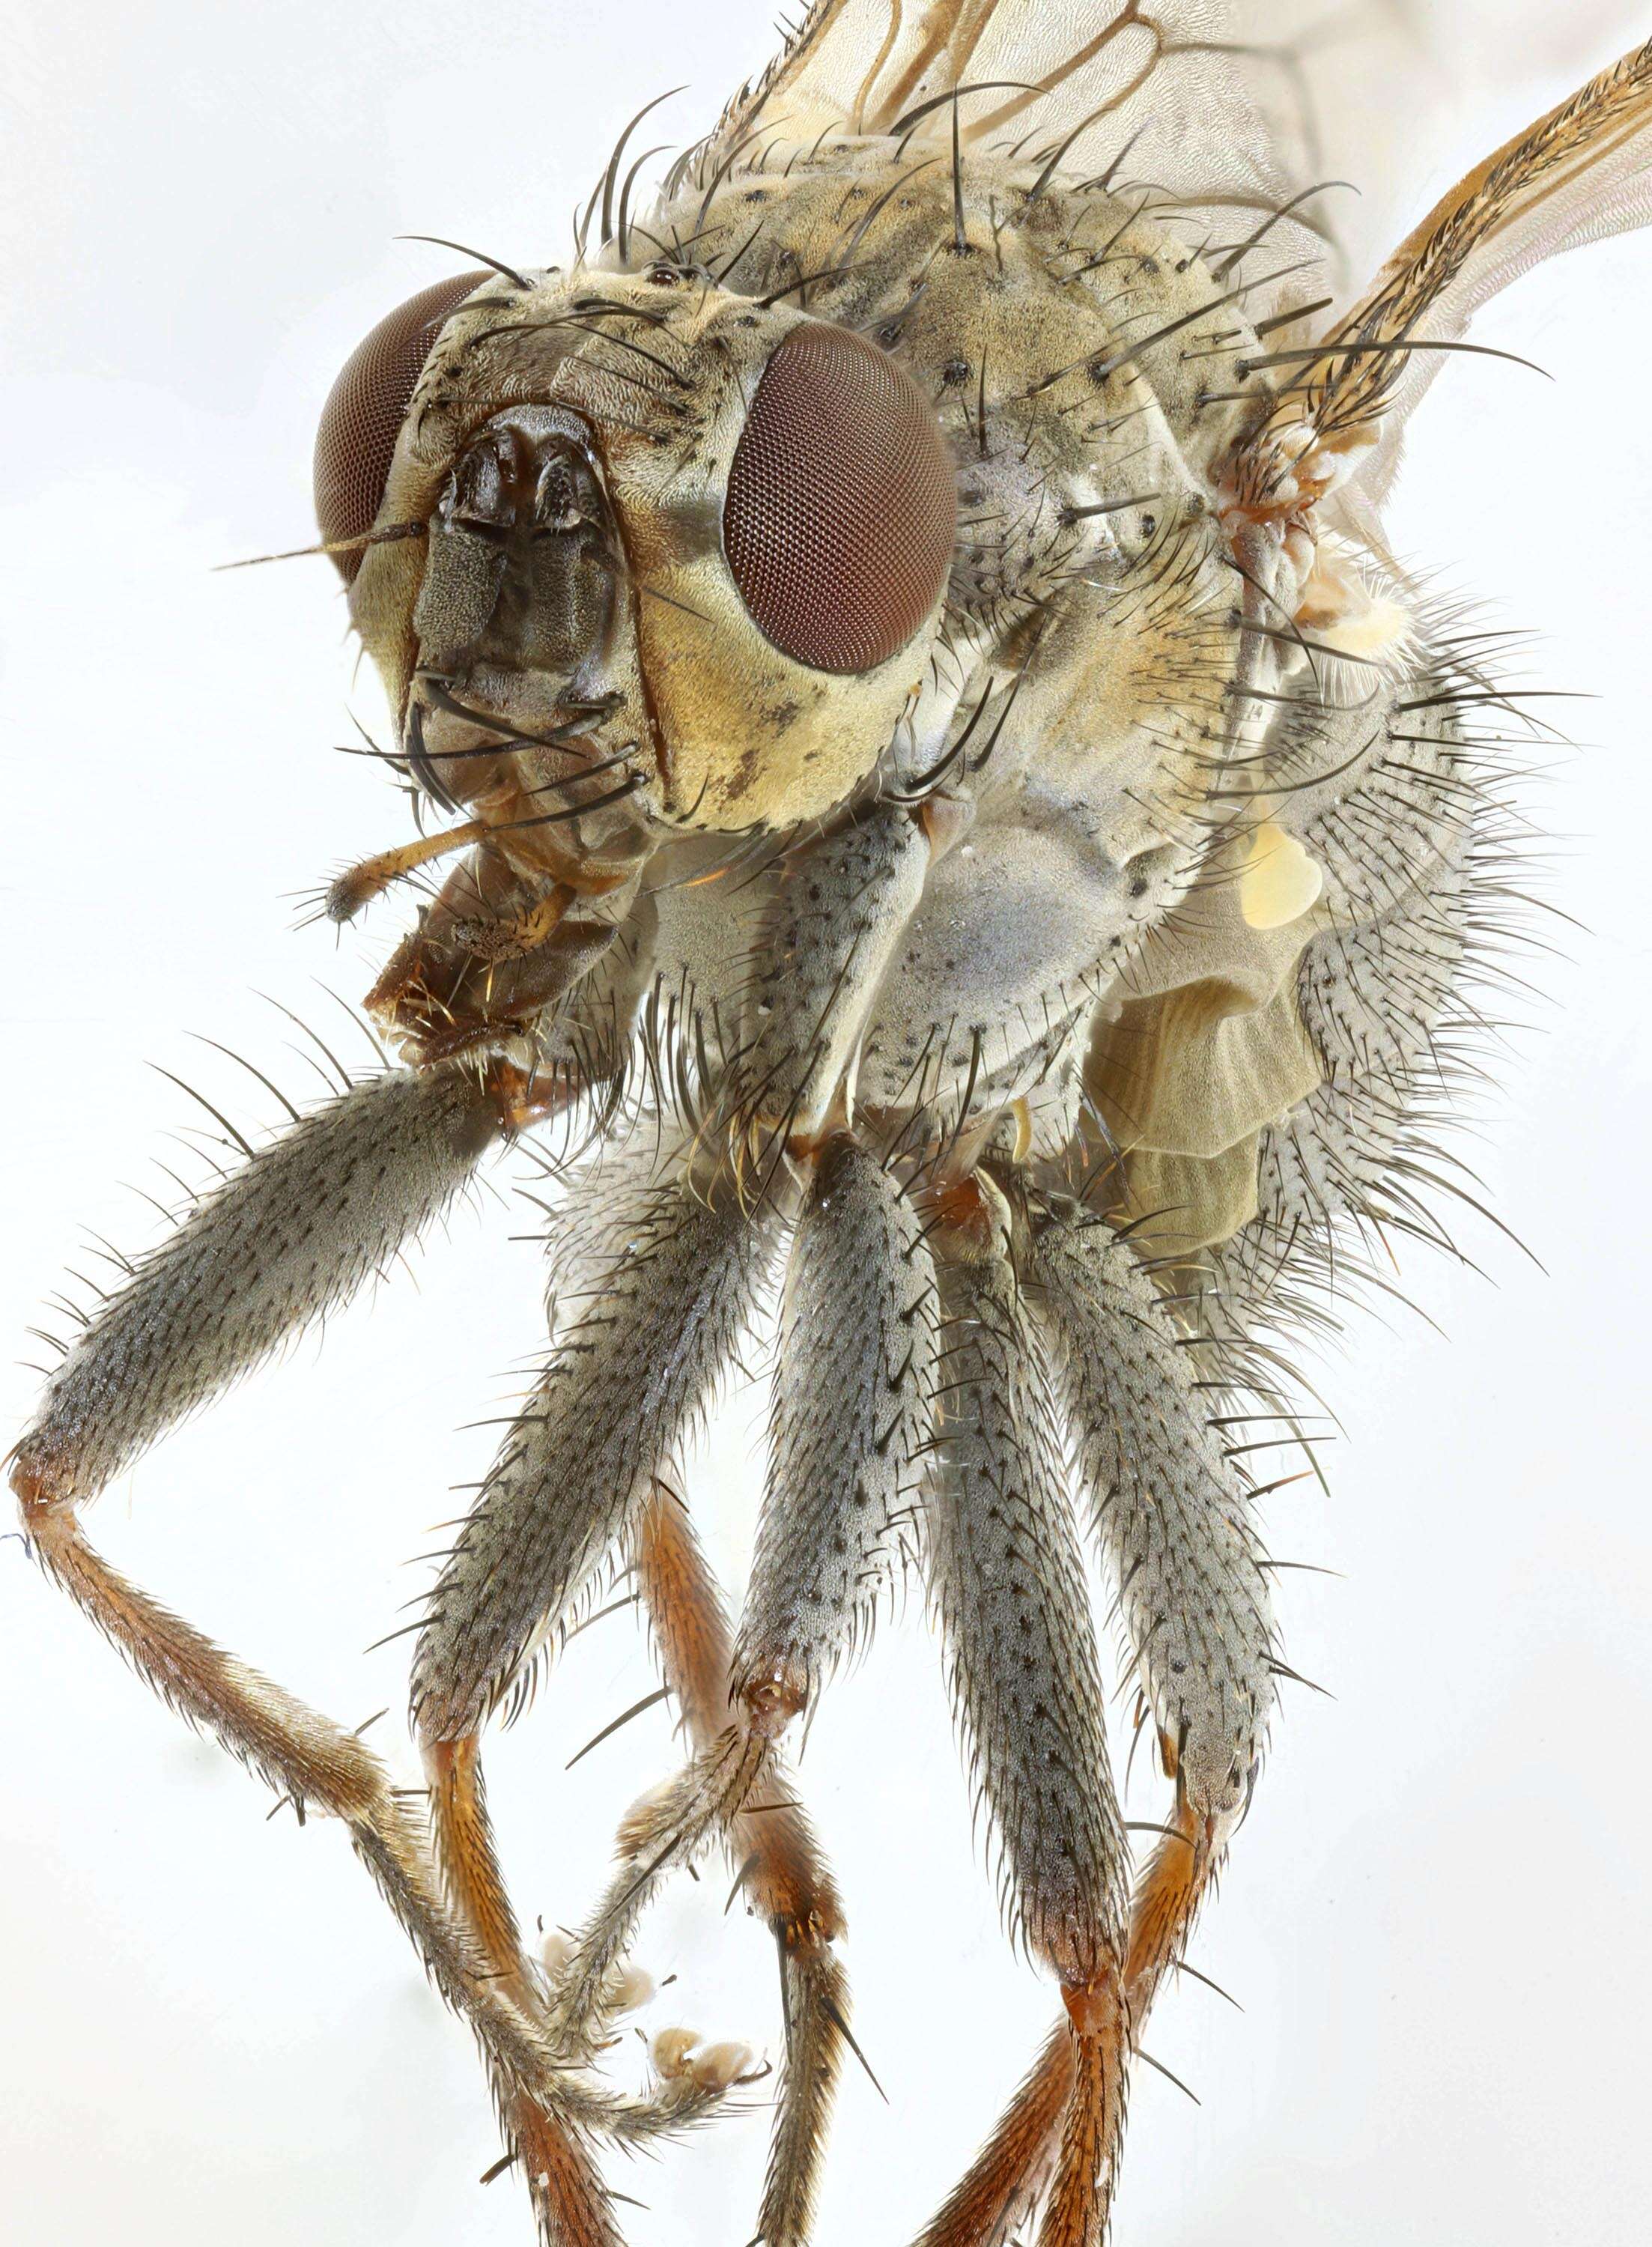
left=313, top=271, right=488, bottom=580
left=723, top=323, right=956, bottom=673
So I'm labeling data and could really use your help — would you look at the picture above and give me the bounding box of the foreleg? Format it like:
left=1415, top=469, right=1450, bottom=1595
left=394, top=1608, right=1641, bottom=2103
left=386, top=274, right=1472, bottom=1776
left=423, top=1729, right=640, bottom=2247
left=19, top=1065, right=500, bottom=1499
left=729, top=802, right=929, bottom=1143
left=410, top=1159, right=780, bottom=1744
left=9, top=1067, right=571, bottom=2108
left=408, top=1156, right=783, bottom=2238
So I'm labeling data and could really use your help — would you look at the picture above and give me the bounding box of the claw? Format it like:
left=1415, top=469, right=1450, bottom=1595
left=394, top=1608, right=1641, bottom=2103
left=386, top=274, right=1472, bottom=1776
left=541, top=1929, right=652, bottom=2020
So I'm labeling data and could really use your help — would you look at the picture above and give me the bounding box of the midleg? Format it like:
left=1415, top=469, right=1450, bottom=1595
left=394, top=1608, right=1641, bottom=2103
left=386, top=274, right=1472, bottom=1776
left=637, top=1483, right=850, bottom=2120
left=729, top=804, right=929, bottom=1142
left=544, top=1137, right=941, bottom=2245
left=915, top=653, right=1495, bottom=2247
left=639, top=1485, right=850, bottom=2247
left=920, top=1174, right=1131, bottom=2247
left=976, top=712, right=1487, bottom=2223
left=732, top=1135, right=937, bottom=1711
left=1099, top=706, right=1494, bottom=2001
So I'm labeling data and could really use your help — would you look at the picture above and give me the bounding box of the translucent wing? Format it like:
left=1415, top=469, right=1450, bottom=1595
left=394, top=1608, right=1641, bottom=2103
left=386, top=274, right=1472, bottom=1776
left=1357, top=31, right=1652, bottom=499
left=717, top=10, right=1652, bottom=503
left=1234, top=31, right=1652, bottom=508
left=705, top=0, right=1424, bottom=297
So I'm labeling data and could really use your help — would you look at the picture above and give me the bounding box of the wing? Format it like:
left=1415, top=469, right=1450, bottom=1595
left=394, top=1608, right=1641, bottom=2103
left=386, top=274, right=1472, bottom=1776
left=698, top=7, right=1652, bottom=510
left=701, top=1, right=1427, bottom=297
left=1234, top=31, right=1652, bottom=510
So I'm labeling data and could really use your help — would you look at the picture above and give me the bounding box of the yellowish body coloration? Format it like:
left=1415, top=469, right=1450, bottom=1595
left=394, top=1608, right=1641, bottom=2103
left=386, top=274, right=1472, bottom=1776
left=15, top=6, right=1652, bottom=2244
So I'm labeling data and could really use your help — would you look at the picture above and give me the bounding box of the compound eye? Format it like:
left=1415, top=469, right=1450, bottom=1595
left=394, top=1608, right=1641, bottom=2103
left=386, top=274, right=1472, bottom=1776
left=723, top=323, right=956, bottom=674
left=314, top=271, right=488, bottom=580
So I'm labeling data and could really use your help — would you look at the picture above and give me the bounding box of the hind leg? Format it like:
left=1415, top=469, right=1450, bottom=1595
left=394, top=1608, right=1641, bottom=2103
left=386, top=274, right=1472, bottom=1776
left=913, top=1161, right=1282, bottom=2247
left=912, top=1189, right=1278, bottom=2244
left=924, top=713, right=1486, bottom=2240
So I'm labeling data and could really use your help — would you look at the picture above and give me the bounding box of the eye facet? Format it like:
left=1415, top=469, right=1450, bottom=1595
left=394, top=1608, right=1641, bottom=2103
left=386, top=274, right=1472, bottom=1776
left=314, top=272, right=488, bottom=580
left=723, top=322, right=956, bottom=674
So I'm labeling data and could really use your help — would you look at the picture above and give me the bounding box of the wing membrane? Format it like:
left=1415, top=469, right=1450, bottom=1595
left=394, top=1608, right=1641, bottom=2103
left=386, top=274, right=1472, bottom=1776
left=702, top=8, right=1652, bottom=505
left=1242, top=33, right=1652, bottom=503
left=704, top=1, right=1424, bottom=291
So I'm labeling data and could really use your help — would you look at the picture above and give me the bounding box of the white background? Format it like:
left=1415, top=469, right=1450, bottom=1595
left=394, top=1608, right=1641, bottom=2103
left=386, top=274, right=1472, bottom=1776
left=2, top=5, right=1649, bottom=2243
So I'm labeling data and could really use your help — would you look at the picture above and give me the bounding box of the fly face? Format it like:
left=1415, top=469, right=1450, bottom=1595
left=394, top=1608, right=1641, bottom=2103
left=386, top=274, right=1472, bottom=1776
left=332, top=268, right=957, bottom=834
left=413, top=407, right=620, bottom=686
left=317, top=264, right=956, bottom=1061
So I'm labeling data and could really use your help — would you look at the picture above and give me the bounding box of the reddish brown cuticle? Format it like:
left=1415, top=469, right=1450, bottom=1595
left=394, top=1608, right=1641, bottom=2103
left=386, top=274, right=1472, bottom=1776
left=723, top=321, right=956, bottom=673
left=314, top=271, right=489, bottom=579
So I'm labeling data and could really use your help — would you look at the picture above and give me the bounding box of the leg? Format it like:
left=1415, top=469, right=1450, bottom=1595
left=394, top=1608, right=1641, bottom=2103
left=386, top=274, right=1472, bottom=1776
left=424, top=1552, right=770, bottom=2246
left=916, top=1785, right=1232, bottom=2247
left=9, top=1067, right=573, bottom=2107
left=410, top=1156, right=783, bottom=2239
left=17, top=1488, right=559, bottom=2096
left=425, top=1736, right=623, bottom=2247
left=1030, top=1201, right=1276, bottom=1832
left=729, top=804, right=929, bottom=1142
left=18, top=1066, right=499, bottom=1499
left=915, top=2028, right=1076, bottom=2247
left=963, top=706, right=1492, bottom=2237
left=727, top=1135, right=938, bottom=2243
left=554, top=1136, right=940, bottom=2245
left=637, top=1490, right=850, bottom=2247
left=732, top=1135, right=937, bottom=1711
left=921, top=1175, right=1132, bottom=2247
left=1209, top=698, right=1488, bottom=1322
left=932, top=1192, right=1272, bottom=2239
left=410, top=1158, right=780, bottom=1744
